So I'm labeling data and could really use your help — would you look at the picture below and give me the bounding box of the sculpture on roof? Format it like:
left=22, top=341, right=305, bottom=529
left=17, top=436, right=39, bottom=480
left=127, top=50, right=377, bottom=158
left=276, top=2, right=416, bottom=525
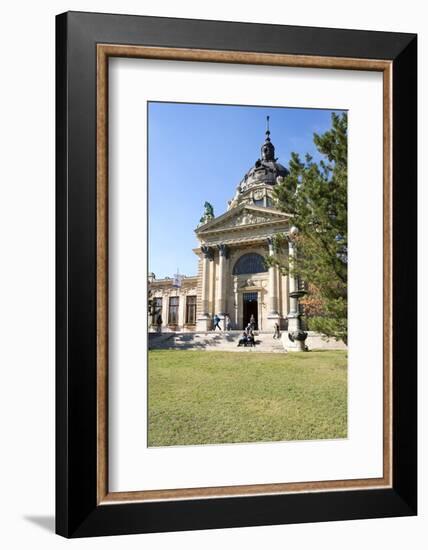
left=198, top=201, right=215, bottom=226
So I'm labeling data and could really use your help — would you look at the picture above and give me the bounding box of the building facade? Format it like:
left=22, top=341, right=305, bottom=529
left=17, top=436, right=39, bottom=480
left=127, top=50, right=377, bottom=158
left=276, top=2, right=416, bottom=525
left=149, top=122, right=296, bottom=333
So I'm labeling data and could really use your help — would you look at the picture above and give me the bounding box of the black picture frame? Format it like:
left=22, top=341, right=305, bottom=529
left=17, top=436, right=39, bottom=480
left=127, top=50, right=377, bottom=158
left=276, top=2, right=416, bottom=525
left=56, top=11, right=417, bottom=538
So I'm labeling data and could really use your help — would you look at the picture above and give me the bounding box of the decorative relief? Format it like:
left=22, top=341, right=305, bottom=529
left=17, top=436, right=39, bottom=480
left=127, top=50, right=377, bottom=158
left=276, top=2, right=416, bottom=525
left=217, top=243, right=230, bottom=258
left=199, top=210, right=289, bottom=237
left=201, top=245, right=214, bottom=260
left=219, top=211, right=274, bottom=229
left=180, top=286, right=197, bottom=295
left=239, top=278, right=263, bottom=289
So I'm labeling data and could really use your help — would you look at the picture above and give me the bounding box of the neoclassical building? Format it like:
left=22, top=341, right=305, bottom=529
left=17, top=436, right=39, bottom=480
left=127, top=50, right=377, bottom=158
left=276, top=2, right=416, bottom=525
left=149, top=122, right=297, bottom=333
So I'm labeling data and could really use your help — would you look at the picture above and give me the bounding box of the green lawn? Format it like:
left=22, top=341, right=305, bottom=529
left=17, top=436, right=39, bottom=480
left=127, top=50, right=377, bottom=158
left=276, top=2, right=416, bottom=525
left=148, top=350, right=347, bottom=447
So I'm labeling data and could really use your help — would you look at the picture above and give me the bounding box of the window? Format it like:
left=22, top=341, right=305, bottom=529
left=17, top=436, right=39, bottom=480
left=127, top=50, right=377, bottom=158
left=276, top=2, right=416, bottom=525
left=243, top=292, right=258, bottom=302
left=233, top=253, right=267, bottom=275
left=168, top=296, right=179, bottom=325
left=152, top=297, right=162, bottom=324
left=186, top=295, right=197, bottom=324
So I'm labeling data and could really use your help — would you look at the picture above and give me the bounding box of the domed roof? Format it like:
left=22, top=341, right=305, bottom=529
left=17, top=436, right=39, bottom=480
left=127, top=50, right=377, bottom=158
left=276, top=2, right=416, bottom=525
left=239, top=117, right=289, bottom=191
left=240, top=159, right=289, bottom=188
left=226, top=117, right=290, bottom=211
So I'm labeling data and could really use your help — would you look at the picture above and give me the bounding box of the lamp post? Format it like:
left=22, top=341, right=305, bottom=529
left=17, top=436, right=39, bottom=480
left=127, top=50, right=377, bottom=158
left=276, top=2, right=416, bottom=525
left=285, top=226, right=308, bottom=352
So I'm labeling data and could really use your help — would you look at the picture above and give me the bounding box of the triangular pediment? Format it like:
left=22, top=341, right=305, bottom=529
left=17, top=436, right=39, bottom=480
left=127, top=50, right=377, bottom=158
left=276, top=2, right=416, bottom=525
left=195, top=205, right=291, bottom=235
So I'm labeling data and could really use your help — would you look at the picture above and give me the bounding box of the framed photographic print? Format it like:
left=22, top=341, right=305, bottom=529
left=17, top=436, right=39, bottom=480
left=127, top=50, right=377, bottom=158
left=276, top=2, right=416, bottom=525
left=56, top=11, right=417, bottom=538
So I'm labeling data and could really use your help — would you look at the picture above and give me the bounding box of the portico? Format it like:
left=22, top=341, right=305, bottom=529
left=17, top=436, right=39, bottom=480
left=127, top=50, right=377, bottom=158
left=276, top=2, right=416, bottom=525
left=194, top=225, right=291, bottom=332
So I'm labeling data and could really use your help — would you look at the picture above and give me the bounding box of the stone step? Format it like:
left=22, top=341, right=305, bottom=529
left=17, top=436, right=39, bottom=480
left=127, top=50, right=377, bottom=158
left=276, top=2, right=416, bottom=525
left=149, top=330, right=346, bottom=352
left=149, top=331, right=286, bottom=352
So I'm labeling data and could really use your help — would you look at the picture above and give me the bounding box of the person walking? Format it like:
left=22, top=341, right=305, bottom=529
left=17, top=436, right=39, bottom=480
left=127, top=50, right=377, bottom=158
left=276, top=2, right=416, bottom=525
left=273, top=322, right=281, bottom=339
left=224, top=313, right=232, bottom=331
left=213, top=314, right=222, bottom=331
left=249, top=314, right=256, bottom=331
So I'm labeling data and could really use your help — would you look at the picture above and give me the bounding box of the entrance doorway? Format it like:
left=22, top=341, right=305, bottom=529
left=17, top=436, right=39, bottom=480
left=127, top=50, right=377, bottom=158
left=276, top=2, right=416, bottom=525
left=243, top=292, right=258, bottom=329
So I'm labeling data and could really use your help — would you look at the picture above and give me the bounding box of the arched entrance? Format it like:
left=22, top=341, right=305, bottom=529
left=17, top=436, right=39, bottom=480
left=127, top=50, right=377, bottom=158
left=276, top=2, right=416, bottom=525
left=233, top=253, right=267, bottom=330
left=243, top=292, right=258, bottom=329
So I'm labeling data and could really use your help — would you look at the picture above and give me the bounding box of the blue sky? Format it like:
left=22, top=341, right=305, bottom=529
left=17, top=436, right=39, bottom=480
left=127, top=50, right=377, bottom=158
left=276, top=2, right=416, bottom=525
left=148, top=102, right=345, bottom=279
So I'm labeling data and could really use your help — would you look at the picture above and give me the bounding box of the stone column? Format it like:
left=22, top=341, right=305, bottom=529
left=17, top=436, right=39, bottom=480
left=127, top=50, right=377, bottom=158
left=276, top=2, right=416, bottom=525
left=216, top=244, right=229, bottom=321
left=197, top=246, right=213, bottom=331
left=200, top=246, right=212, bottom=316
left=162, top=295, right=169, bottom=331
left=178, top=290, right=186, bottom=330
left=267, top=237, right=281, bottom=330
left=257, top=290, right=263, bottom=331
left=233, top=278, right=239, bottom=329
left=267, top=237, right=278, bottom=315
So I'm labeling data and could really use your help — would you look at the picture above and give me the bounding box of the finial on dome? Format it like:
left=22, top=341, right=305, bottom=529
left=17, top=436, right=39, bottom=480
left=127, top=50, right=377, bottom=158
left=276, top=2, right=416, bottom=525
left=265, top=115, right=271, bottom=141
left=261, top=116, right=275, bottom=161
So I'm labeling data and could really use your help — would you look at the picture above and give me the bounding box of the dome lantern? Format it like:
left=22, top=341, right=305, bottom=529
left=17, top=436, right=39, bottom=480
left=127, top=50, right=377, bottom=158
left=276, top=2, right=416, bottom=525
left=228, top=116, right=289, bottom=209
left=261, top=116, right=276, bottom=162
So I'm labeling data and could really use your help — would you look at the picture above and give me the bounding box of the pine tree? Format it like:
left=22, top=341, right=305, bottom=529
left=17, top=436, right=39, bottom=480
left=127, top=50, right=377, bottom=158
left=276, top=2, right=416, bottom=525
left=273, top=112, right=348, bottom=344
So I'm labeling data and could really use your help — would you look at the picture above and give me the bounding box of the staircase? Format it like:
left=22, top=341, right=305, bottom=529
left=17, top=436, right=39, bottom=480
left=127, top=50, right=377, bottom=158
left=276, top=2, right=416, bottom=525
left=149, top=331, right=286, bottom=353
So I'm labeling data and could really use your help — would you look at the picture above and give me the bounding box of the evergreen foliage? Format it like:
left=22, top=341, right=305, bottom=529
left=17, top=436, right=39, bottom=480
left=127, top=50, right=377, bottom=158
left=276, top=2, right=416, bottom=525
left=272, top=112, right=348, bottom=343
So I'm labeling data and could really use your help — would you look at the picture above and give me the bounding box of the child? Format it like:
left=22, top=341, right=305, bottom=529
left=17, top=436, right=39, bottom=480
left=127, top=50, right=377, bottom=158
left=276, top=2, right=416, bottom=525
left=237, top=331, right=248, bottom=347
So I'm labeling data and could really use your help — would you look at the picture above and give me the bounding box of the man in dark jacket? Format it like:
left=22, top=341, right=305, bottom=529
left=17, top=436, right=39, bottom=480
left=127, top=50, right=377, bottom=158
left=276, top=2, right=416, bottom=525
left=213, top=314, right=222, bottom=331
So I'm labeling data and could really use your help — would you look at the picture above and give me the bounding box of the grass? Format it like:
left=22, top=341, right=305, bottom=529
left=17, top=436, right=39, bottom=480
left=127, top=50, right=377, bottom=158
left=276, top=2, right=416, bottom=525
left=148, top=350, right=347, bottom=447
